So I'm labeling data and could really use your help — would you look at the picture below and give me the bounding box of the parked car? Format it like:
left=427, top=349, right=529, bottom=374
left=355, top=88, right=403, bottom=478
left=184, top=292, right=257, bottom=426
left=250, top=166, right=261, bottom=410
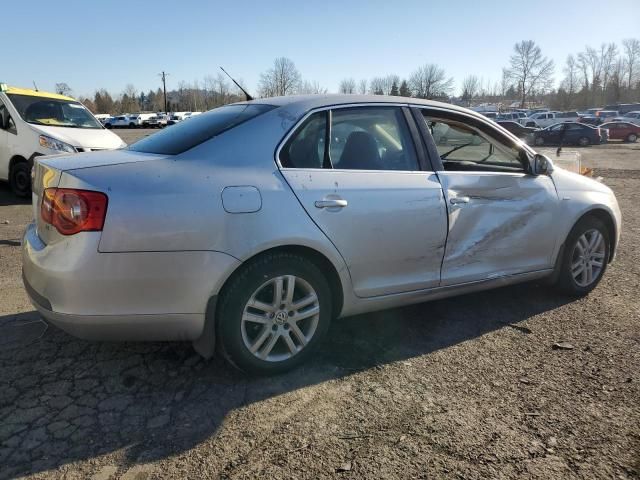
left=613, top=111, right=640, bottom=124
left=599, top=121, right=640, bottom=142
left=497, top=112, right=527, bottom=121
left=605, top=103, right=640, bottom=114
left=22, top=95, right=621, bottom=374
left=577, top=115, right=602, bottom=126
left=480, top=111, right=499, bottom=120
left=595, top=110, right=619, bottom=120
left=94, top=114, right=111, bottom=125
left=496, top=120, right=538, bottom=138
left=128, top=113, right=157, bottom=128
left=520, top=111, right=569, bottom=128
left=0, top=83, right=125, bottom=196
left=148, top=114, right=168, bottom=128
left=104, top=115, right=136, bottom=129
left=532, top=122, right=605, bottom=147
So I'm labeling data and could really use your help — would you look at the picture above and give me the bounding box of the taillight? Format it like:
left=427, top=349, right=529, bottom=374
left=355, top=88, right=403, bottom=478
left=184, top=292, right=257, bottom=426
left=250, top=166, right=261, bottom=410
left=41, top=188, right=108, bottom=235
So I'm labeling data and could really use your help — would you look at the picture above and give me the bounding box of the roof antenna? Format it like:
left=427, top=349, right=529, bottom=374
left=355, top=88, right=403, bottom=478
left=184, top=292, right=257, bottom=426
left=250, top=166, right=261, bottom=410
left=219, top=67, right=253, bottom=101
left=32, top=81, right=39, bottom=91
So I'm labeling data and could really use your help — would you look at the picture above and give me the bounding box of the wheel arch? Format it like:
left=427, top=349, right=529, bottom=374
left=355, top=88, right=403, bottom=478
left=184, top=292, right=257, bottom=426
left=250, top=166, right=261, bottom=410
left=194, top=244, right=346, bottom=359
left=568, top=208, right=617, bottom=263
left=9, top=154, right=29, bottom=171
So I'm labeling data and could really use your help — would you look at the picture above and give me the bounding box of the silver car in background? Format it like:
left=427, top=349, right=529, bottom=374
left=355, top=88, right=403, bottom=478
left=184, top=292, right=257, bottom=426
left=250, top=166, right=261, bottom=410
left=22, top=95, right=621, bottom=374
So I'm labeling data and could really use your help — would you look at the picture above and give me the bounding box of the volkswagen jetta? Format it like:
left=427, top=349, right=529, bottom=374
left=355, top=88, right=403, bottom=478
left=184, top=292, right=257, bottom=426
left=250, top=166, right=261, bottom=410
left=22, top=95, right=621, bottom=374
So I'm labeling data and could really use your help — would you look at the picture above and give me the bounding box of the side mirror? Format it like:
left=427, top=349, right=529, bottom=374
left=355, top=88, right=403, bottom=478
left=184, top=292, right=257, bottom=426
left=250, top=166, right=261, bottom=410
left=532, top=153, right=554, bottom=176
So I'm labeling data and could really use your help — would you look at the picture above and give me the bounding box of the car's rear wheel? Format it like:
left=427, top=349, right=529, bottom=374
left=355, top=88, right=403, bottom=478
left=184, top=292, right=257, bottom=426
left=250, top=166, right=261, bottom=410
left=627, top=133, right=638, bottom=143
left=9, top=161, right=31, bottom=197
left=554, top=217, right=609, bottom=296
left=578, top=136, right=590, bottom=147
left=218, top=252, right=332, bottom=374
left=534, top=136, right=545, bottom=146
left=105, top=123, right=112, bottom=129
left=129, top=122, right=135, bottom=128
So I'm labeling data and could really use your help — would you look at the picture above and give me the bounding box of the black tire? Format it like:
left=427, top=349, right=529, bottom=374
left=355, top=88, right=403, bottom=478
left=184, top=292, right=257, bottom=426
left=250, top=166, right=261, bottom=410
left=217, top=252, right=332, bottom=375
left=578, top=136, right=590, bottom=147
left=627, top=133, right=638, bottom=143
left=128, top=122, right=136, bottom=128
left=9, top=161, right=31, bottom=197
left=554, top=216, right=610, bottom=296
left=105, top=123, right=112, bottom=129
left=534, top=136, right=544, bottom=146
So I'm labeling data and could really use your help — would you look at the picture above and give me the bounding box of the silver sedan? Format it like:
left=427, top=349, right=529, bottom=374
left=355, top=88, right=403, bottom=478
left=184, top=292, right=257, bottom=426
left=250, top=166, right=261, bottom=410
left=22, top=95, right=621, bottom=374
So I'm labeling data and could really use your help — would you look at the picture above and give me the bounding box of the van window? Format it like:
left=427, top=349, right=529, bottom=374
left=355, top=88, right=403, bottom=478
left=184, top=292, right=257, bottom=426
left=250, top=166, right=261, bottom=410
left=128, top=103, right=275, bottom=155
left=7, top=94, right=102, bottom=129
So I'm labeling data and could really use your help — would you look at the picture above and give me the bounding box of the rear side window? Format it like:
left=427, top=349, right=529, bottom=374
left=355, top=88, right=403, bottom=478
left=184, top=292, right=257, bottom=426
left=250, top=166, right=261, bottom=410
left=280, top=106, right=419, bottom=171
left=129, top=103, right=275, bottom=155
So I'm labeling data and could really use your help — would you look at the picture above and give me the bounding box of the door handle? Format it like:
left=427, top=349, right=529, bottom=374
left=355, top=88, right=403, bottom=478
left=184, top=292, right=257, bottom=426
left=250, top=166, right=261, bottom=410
left=315, top=199, right=348, bottom=209
left=449, top=196, right=470, bottom=205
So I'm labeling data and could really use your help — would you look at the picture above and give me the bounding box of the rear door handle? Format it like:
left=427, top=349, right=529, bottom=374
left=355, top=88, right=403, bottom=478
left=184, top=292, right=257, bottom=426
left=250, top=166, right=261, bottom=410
left=449, top=196, right=470, bottom=205
left=315, top=199, right=348, bottom=209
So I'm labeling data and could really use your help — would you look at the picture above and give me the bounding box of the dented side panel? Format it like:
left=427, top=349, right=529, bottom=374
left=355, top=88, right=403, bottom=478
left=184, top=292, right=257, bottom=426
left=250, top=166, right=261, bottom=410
left=282, top=169, right=448, bottom=297
left=438, top=172, right=559, bottom=286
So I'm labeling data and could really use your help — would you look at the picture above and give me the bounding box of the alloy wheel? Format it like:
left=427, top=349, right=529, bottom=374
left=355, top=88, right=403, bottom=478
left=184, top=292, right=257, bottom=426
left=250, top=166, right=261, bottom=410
left=571, top=229, right=606, bottom=287
left=241, top=275, right=320, bottom=362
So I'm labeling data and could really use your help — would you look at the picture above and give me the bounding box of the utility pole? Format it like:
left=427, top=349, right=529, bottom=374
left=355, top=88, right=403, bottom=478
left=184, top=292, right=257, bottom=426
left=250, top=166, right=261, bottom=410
left=159, top=71, right=169, bottom=114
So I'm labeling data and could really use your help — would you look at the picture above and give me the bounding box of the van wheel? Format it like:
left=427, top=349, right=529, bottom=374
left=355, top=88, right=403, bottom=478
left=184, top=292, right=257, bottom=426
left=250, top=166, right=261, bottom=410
left=627, top=133, right=638, bottom=143
left=9, top=161, right=31, bottom=197
left=128, top=122, right=135, bottom=128
left=554, top=217, right=609, bottom=296
left=218, top=252, right=332, bottom=375
left=578, top=136, right=590, bottom=147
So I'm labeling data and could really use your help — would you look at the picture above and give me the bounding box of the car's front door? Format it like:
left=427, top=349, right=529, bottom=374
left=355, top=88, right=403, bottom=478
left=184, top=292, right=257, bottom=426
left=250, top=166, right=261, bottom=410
left=415, top=108, right=560, bottom=286
left=279, top=105, right=448, bottom=297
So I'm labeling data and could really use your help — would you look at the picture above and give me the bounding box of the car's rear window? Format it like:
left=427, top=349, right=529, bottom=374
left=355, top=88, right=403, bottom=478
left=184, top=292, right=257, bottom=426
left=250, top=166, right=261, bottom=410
left=128, top=103, right=276, bottom=155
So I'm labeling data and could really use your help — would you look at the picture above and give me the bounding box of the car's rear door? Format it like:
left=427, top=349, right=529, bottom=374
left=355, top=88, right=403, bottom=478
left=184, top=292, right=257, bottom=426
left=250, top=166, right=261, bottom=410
left=278, top=105, right=448, bottom=297
left=413, top=107, right=560, bottom=286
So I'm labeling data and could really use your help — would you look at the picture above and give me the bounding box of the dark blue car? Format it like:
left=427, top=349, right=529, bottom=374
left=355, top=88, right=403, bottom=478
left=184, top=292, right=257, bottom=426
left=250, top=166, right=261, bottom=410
left=532, top=122, right=605, bottom=147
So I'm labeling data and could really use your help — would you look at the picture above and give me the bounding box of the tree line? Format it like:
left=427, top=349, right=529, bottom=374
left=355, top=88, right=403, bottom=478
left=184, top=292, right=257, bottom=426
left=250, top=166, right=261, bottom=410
left=61, top=38, right=639, bottom=115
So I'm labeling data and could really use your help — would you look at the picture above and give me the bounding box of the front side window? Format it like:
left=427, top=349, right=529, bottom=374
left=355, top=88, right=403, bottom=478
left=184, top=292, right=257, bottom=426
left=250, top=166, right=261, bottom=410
left=7, top=94, right=102, bottom=129
left=421, top=112, right=525, bottom=173
left=0, top=101, right=17, bottom=133
left=280, top=106, right=419, bottom=171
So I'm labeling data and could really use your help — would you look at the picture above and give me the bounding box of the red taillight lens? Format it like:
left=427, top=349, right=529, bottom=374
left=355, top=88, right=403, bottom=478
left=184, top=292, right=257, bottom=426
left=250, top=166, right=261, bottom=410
left=41, top=188, right=108, bottom=235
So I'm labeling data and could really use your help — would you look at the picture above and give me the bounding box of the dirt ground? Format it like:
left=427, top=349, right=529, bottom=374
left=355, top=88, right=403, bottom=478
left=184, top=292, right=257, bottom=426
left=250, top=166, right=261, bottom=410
left=0, top=133, right=638, bottom=479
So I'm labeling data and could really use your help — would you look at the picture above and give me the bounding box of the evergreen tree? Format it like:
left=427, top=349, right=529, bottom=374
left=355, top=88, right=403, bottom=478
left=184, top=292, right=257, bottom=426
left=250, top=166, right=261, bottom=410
left=399, top=80, right=411, bottom=97
left=390, top=81, right=399, bottom=96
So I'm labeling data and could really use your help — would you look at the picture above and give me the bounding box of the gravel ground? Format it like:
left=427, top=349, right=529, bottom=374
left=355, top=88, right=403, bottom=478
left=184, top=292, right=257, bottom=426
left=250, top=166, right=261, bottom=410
left=0, top=136, right=638, bottom=479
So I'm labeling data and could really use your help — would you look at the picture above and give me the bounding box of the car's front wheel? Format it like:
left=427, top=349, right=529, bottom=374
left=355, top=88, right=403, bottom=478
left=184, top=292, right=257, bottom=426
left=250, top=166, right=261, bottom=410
left=9, top=161, right=31, bottom=197
left=627, top=133, right=638, bottom=143
left=554, top=217, right=610, bottom=296
left=578, top=136, right=590, bottom=147
left=218, top=252, right=332, bottom=374
left=535, top=136, right=545, bottom=146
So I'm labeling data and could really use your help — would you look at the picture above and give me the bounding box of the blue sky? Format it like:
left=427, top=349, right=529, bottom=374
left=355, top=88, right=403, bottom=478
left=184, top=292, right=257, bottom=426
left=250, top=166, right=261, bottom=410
left=2, top=0, right=638, bottom=98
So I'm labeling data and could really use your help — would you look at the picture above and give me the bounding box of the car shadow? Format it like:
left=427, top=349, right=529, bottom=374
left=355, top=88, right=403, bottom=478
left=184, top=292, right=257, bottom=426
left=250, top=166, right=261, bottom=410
left=0, top=282, right=573, bottom=478
left=0, top=183, right=29, bottom=207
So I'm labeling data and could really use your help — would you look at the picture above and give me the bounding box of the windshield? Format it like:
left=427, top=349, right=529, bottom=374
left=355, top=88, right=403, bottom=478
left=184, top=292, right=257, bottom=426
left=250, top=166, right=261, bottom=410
left=128, top=103, right=276, bottom=155
left=7, top=94, right=102, bottom=129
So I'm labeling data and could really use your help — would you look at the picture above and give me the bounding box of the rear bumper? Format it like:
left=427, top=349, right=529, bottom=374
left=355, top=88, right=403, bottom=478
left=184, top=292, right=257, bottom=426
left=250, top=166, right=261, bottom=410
left=21, top=222, right=241, bottom=341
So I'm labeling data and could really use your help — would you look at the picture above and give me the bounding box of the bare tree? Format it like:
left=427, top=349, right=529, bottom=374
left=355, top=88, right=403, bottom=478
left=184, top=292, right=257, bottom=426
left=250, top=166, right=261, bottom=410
left=258, top=57, right=301, bottom=97
left=358, top=79, right=367, bottom=95
left=298, top=80, right=327, bottom=94
left=562, top=55, right=579, bottom=96
left=408, top=64, right=453, bottom=99
left=339, top=78, right=356, bottom=94
left=622, top=38, right=640, bottom=89
left=55, top=83, right=72, bottom=96
left=369, top=77, right=385, bottom=95
left=504, top=40, right=554, bottom=107
left=461, top=75, right=479, bottom=104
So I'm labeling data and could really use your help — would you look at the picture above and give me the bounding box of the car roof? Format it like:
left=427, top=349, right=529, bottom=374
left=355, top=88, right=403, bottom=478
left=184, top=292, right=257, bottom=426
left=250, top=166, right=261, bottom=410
left=236, top=94, right=489, bottom=119
left=3, top=85, right=75, bottom=102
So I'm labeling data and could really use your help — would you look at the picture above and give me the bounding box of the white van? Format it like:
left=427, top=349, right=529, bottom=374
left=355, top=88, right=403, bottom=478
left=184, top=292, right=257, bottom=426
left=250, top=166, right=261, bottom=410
left=0, top=84, right=125, bottom=196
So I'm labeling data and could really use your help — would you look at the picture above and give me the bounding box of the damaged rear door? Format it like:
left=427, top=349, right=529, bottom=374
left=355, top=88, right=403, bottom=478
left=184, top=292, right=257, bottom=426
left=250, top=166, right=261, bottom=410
left=414, top=108, right=560, bottom=286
